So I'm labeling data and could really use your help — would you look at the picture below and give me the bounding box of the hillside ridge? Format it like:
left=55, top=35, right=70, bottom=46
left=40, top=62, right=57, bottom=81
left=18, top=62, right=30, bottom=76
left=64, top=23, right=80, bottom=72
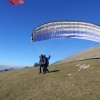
left=54, top=45, right=100, bottom=65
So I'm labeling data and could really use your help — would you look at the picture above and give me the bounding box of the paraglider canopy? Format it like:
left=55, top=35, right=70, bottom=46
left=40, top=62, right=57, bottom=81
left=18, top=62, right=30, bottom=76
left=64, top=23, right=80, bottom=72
left=31, top=21, right=100, bottom=43
left=8, top=0, right=24, bottom=5
left=31, top=21, right=100, bottom=58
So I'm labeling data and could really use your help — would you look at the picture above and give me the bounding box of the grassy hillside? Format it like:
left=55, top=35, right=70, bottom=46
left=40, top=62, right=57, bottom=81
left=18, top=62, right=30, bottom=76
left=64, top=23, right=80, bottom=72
left=54, top=45, right=100, bottom=65
left=0, top=58, right=100, bottom=100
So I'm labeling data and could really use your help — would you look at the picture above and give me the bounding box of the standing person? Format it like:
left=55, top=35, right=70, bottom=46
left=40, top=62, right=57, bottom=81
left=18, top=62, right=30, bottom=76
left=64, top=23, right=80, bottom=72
left=39, top=54, right=46, bottom=74
left=44, top=55, right=51, bottom=73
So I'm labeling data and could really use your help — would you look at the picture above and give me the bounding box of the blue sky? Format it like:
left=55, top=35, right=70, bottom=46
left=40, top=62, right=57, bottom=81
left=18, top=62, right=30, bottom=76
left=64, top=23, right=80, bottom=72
left=0, top=0, right=100, bottom=68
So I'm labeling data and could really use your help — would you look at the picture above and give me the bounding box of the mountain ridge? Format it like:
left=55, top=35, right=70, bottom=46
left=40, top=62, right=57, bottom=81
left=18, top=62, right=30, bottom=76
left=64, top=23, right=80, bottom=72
left=53, top=45, right=100, bottom=65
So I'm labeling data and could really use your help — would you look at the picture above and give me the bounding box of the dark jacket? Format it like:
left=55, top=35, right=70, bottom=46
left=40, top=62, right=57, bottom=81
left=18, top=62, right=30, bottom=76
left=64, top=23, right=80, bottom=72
left=44, top=55, right=51, bottom=67
left=39, top=57, right=46, bottom=67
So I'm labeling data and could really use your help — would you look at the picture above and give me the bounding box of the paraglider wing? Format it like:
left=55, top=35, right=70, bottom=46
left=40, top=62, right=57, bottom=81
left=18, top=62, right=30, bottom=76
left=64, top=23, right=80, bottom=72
left=8, top=0, right=24, bottom=5
left=31, top=21, right=100, bottom=43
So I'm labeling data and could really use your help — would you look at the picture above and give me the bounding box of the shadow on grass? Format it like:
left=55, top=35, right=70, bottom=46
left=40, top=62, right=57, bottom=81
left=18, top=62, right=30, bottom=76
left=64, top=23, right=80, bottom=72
left=49, top=70, right=60, bottom=73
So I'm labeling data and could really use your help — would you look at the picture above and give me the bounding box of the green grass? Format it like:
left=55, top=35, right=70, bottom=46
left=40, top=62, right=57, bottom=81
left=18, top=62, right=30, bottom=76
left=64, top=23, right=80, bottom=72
left=0, top=58, right=100, bottom=100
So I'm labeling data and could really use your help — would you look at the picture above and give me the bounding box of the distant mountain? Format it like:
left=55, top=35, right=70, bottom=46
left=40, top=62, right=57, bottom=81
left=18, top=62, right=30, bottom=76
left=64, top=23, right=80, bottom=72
left=54, top=45, right=100, bottom=65
left=0, top=66, right=10, bottom=70
left=0, top=65, right=24, bottom=70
